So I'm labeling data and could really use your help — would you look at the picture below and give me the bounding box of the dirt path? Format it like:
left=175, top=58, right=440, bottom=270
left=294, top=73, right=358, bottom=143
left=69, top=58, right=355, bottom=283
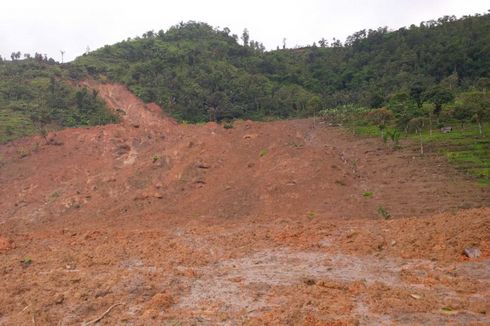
left=0, top=81, right=488, bottom=325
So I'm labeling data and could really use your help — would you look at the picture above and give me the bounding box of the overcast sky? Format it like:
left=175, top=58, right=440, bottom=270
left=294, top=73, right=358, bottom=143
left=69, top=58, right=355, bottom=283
left=0, top=0, right=488, bottom=62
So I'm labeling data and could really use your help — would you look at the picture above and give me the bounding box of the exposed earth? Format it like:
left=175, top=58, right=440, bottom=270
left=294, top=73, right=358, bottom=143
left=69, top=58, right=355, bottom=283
left=0, top=82, right=489, bottom=325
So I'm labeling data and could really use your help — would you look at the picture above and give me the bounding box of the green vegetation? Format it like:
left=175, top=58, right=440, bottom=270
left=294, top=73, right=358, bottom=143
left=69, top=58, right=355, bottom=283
left=362, top=192, right=373, bottom=198
left=377, top=206, right=391, bottom=220
left=71, top=14, right=489, bottom=124
left=352, top=117, right=490, bottom=184
left=259, top=148, right=268, bottom=157
left=20, top=257, right=32, bottom=267
left=2, top=13, right=489, bottom=185
left=0, top=59, right=118, bottom=143
left=70, top=15, right=490, bottom=182
left=223, top=121, right=234, bottom=129
left=306, top=211, right=317, bottom=219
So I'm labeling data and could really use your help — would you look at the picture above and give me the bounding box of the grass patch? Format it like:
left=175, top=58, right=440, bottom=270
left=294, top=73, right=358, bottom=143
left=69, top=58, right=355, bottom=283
left=377, top=206, right=391, bottom=220
left=259, top=148, right=268, bottom=157
left=354, top=120, right=490, bottom=185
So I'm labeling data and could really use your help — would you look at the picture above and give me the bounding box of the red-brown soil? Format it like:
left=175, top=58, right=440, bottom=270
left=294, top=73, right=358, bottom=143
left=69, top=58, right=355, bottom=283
left=0, top=82, right=488, bottom=325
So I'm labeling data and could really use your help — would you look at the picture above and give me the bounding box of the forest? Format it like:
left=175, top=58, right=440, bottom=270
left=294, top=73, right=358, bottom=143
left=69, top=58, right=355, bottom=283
left=1, top=12, right=489, bottom=141
left=70, top=13, right=489, bottom=127
left=0, top=58, right=117, bottom=142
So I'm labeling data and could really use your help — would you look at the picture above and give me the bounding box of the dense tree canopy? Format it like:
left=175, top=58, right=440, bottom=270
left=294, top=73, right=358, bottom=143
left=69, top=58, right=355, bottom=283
left=0, top=59, right=117, bottom=142
left=1, top=13, right=489, bottom=143
left=71, top=14, right=490, bottom=123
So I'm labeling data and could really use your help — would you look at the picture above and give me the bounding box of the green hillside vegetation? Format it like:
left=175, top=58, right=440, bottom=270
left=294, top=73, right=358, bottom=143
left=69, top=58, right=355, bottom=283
left=1, top=13, right=488, bottom=182
left=72, top=14, right=489, bottom=123
left=0, top=58, right=118, bottom=143
left=71, top=14, right=489, bottom=183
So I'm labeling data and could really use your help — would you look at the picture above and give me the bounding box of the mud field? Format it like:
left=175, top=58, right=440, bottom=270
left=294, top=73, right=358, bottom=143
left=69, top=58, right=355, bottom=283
left=0, top=82, right=488, bottom=325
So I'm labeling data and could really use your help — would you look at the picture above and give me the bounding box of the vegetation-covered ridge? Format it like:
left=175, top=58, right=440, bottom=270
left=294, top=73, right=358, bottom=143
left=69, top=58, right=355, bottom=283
left=70, top=14, right=490, bottom=183
left=0, top=59, right=118, bottom=143
left=72, top=13, right=489, bottom=123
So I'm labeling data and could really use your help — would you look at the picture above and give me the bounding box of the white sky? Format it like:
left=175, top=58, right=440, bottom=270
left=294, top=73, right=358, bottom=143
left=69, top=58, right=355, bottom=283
left=0, top=0, right=488, bottom=62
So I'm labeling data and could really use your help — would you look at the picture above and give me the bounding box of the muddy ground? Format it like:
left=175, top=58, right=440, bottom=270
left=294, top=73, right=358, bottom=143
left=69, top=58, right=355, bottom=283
left=0, top=82, right=488, bottom=325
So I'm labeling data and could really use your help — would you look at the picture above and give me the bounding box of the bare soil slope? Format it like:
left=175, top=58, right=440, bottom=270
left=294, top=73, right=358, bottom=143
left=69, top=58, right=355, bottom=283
left=0, top=82, right=488, bottom=325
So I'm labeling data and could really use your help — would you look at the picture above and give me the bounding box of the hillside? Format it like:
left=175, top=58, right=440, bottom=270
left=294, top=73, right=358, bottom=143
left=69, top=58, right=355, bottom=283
left=1, top=13, right=489, bottom=144
left=0, top=81, right=489, bottom=324
left=0, top=12, right=489, bottom=325
left=0, top=59, right=117, bottom=143
left=72, top=14, right=490, bottom=122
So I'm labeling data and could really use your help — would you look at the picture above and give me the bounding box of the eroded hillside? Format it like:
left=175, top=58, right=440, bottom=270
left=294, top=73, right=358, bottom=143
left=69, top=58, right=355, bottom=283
left=0, top=82, right=488, bottom=325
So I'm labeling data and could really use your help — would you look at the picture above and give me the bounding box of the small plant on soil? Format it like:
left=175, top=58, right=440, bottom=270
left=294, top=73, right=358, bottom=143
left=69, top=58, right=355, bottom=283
left=152, top=154, right=160, bottom=163
left=287, top=142, right=303, bottom=148
left=20, top=257, right=32, bottom=268
left=362, top=191, right=373, bottom=198
left=223, top=121, right=234, bottom=129
left=306, top=211, right=316, bottom=219
left=335, top=180, right=346, bottom=186
left=386, top=129, right=401, bottom=149
left=259, top=149, right=268, bottom=157
left=16, top=148, right=31, bottom=159
left=48, top=191, right=60, bottom=203
left=378, top=206, right=391, bottom=219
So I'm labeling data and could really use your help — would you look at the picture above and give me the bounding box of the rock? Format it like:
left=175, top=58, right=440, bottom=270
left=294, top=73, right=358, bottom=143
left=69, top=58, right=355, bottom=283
left=154, top=182, right=163, bottom=189
left=95, top=290, right=111, bottom=298
left=464, top=247, right=481, bottom=258
left=196, top=162, right=210, bottom=169
left=48, top=138, right=64, bottom=146
left=153, top=193, right=163, bottom=199
left=54, top=294, right=64, bottom=304
left=116, top=144, right=131, bottom=155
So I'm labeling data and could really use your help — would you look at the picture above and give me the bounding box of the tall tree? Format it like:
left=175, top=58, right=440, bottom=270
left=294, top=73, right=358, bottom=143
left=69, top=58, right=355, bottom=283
left=241, top=28, right=250, bottom=47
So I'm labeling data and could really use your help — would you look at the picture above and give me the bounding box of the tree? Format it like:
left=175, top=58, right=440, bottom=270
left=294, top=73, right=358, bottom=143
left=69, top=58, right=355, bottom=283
left=421, top=102, right=435, bottom=136
left=440, top=71, right=459, bottom=90
left=308, top=95, right=322, bottom=127
left=408, top=117, right=425, bottom=155
left=241, top=28, right=250, bottom=47
left=409, top=81, right=427, bottom=108
left=455, top=91, right=490, bottom=135
left=476, top=78, right=490, bottom=93
left=367, top=108, right=394, bottom=140
left=423, top=86, right=454, bottom=123
left=369, top=92, right=384, bottom=108
left=453, top=102, right=472, bottom=128
left=30, top=105, right=52, bottom=143
left=10, top=51, right=21, bottom=61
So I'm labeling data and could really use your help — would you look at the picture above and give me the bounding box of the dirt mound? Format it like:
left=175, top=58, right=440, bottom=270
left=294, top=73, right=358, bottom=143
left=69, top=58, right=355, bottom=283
left=0, top=81, right=488, bottom=324
left=0, top=209, right=488, bottom=325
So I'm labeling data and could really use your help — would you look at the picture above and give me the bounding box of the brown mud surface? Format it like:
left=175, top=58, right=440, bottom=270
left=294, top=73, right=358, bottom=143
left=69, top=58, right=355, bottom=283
left=0, top=82, right=488, bottom=325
